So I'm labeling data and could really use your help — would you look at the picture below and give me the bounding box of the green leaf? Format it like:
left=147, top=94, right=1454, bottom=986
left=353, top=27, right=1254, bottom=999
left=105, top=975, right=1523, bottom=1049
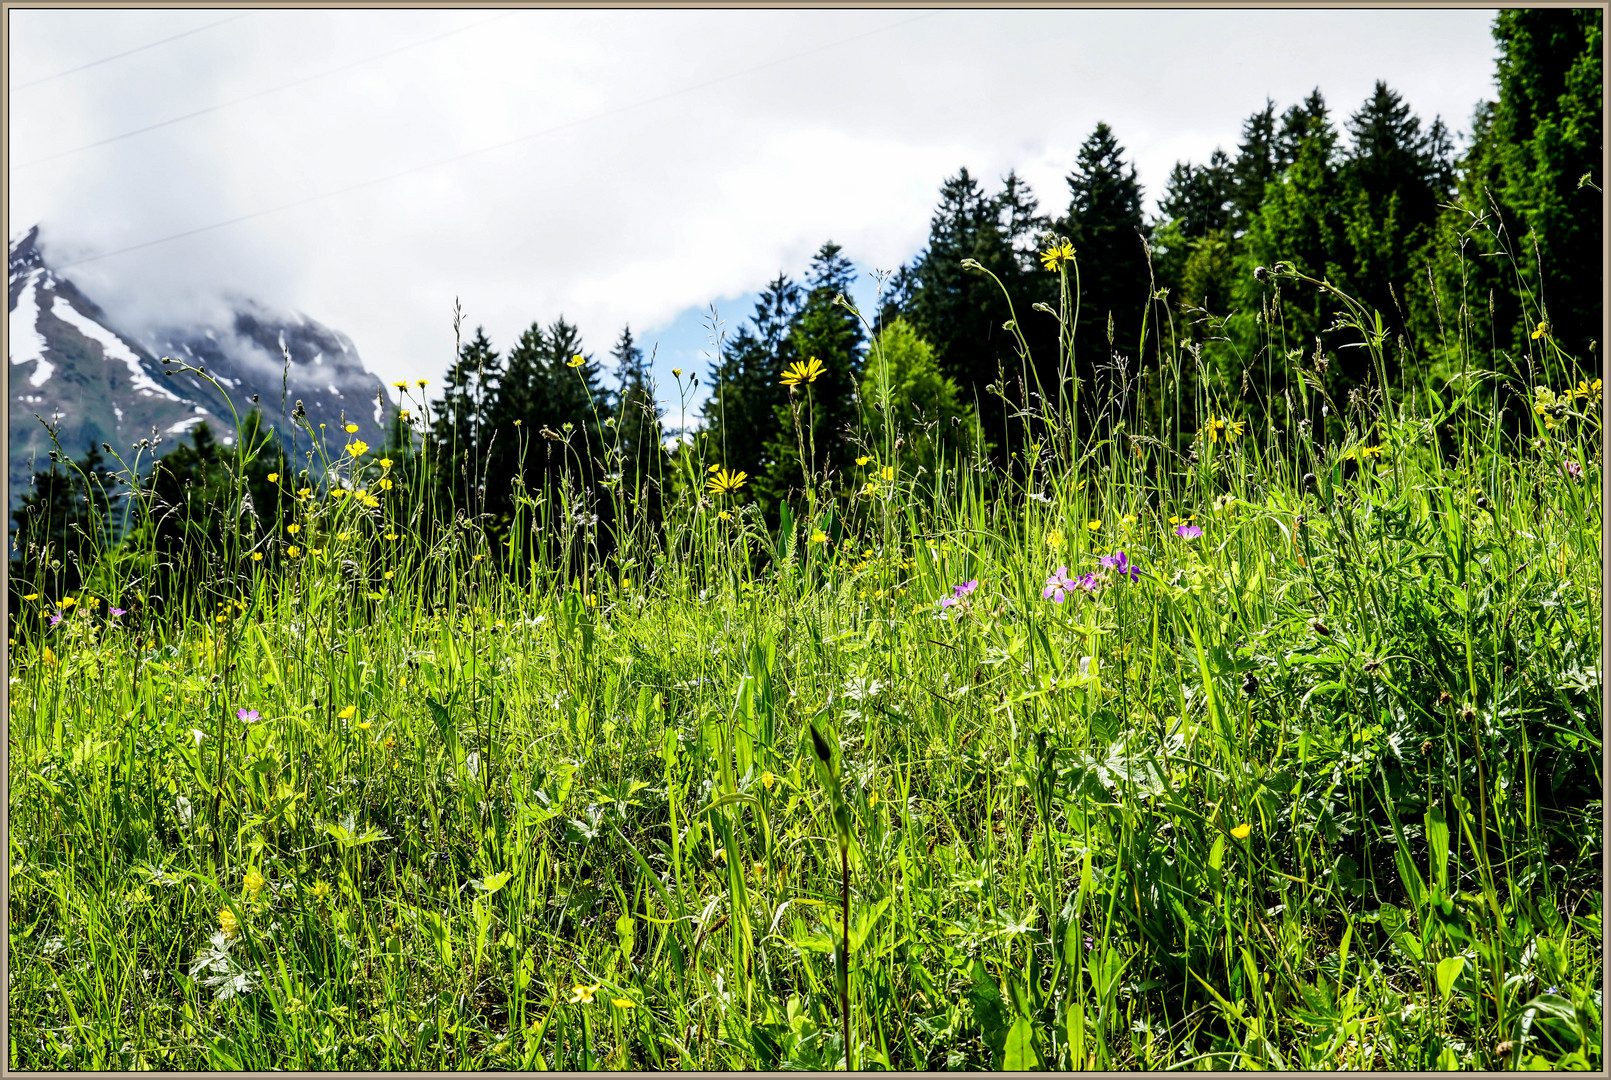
left=1001, top=1015, right=1038, bottom=1071
left=1435, top=956, right=1465, bottom=1003
left=1425, top=805, right=1450, bottom=892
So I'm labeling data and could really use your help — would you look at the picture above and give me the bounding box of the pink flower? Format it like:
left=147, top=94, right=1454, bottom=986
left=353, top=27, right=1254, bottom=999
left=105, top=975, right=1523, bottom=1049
left=1043, top=567, right=1080, bottom=603
left=1175, top=524, right=1203, bottom=540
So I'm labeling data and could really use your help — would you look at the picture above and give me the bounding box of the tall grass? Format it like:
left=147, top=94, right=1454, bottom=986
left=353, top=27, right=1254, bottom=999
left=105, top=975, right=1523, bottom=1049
left=7, top=247, right=1601, bottom=1070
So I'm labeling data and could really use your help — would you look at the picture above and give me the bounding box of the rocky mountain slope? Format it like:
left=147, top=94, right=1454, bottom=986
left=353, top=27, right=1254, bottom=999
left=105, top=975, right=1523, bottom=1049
left=8, top=226, right=394, bottom=508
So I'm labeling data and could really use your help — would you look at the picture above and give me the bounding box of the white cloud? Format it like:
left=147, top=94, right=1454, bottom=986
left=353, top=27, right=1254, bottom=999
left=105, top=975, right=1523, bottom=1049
left=8, top=8, right=1499, bottom=415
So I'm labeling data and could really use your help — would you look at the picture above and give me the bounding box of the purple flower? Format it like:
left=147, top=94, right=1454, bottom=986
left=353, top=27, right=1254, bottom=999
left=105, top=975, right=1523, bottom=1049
left=49, top=611, right=63, bottom=627
left=236, top=707, right=260, bottom=723
left=109, top=607, right=127, bottom=618
left=1175, top=524, right=1203, bottom=540
left=1043, top=566, right=1080, bottom=603
left=940, top=579, right=980, bottom=615
left=1099, top=551, right=1140, bottom=582
left=953, top=579, right=979, bottom=598
left=1075, top=573, right=1099, bottom=593
left=1563, top=458, right=1583, bottom=480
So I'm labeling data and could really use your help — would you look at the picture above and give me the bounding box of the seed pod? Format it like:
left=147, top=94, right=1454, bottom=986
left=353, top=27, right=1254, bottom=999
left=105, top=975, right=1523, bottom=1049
left=1303, top=473, right=1317, bottom=488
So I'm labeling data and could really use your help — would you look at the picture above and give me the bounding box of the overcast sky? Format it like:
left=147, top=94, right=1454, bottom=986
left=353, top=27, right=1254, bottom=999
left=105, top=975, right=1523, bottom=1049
left=9, top=8, right=1501, bottom=417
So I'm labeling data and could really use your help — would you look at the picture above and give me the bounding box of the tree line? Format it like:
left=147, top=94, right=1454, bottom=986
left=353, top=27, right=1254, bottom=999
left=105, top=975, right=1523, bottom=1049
left=12, top=8, right=1600, bottom=604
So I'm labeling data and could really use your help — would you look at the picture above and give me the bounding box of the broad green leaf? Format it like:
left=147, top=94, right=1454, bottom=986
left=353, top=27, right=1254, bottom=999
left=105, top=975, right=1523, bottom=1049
left=1435, top=955, right=1465, bottom=1003
left=1001, top=1015, right=1038, bottom=1071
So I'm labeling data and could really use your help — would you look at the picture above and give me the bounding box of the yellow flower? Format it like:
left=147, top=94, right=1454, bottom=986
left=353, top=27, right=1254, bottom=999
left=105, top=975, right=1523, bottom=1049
left=287, top=546, right=302, bottom=558
left=810, top=530, right=828, bottom=544
left=267, top=472, right=279, bottom=483
left=22, top=594, right=38, bottom=601
left=1086, top=519, right=1101, bottom=532
left=383, top=570, right=394, bottom=580
left=1530, top=320, right=1548, bottom=340
left=393, top=381, right=407, bottom=390
left=346, top=440, right=369, bottom=457
left=252, top=552, right=264, bottom=562
left=717, top=510, right=732, bottom=521
left=345, top=423, right=359, bottom=433
left=286, top=523, right=300, bottom=535
left=379, top=458, right=393, bottom=468
left=707, top=467, right=748, bottom=494
left=880, top=466, right=895, bottom=481
left=868, top=791, right=879, bottom=807
left=308, top=880, right=332, bottom=902
left=1231, top=823, right=1252, bottom=840
left=567, top=354, right=586, bottom=368
left=338, top=705, right=356, bottom=720
left=672, top=368, right=682, bottom=377
left=357, top=719, right=373, bottom=731
left=1045, top=529, right=1063, bottom=549
left=780, top=355, right=825, bottom=387
left=218, top=906, right=240, bottom=937
left=1038, top=238, right=1077, bottom=272
left=708, top=464, right=722, bottom=473
left=568, top=984, right=600, bottom=1005
left=298, top=487, right=313, bottom=499
left=855, top=456, right=872, bottom=466
left=760, top=770, right=777, bottom=789
left=60, top=596, right=77, bottom=609
left=42, top=646, right=56, bottom=667
left=1121, top=514, right=1136, bottom=525
left=243, top=869, right=266, bottom=897
left=611, top=998, right=636, bottom=1010
left=385, top=533, right=398, bottom=541
left=416, top=379, right=428, bottom=387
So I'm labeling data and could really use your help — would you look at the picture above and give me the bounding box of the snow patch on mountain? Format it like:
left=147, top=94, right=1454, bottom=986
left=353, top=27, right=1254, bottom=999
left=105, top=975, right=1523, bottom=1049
left=49, top=295, right=180, bottom=400
left=9, top=272, right=53, bottom=386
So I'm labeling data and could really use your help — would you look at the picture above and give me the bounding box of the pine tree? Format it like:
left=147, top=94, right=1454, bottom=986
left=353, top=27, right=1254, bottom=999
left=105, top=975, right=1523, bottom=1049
left=701, top=273, right=799, bottom=482
left=1230, top=100, right=1279, bottom=233
left=1059, top=123, right=1151, bottom=392
left=609, top=324, right=666, bottom=526
left=426, top=327, right=501, bottom=518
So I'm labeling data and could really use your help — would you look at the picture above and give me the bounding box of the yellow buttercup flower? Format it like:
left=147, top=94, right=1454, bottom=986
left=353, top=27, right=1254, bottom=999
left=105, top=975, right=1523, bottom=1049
left=568, top=984, right=600, bottom=1005
left=760, top=770, right=777, bottom=789
left=379, top=458, right=393, bottom=468
left=286, top=523, right=300, bottom=534
left=338, top=705, right=356, bottom=720
left=267, top=472, right=279, bottom=483
left=345, top=423, right=359, bottom=433
left=1086, top=519, right=1101, bottom=532
left=780, top=355, right=825, bottom=387
left=567, top=354, right=585, bottom=368
left=346, top=440, right=369, bottom=458
left=611, top=998, right=635, bottom=1010
left=252, top=552, right=264, bottom=562
left=1231, top=823, right=1252, bottom=840
left=855, top=456, right=872, bottom=466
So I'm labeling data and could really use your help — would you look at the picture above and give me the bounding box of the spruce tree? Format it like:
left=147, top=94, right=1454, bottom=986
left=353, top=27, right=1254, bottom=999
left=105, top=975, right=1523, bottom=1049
left=609, top=323, right=666, bottom=527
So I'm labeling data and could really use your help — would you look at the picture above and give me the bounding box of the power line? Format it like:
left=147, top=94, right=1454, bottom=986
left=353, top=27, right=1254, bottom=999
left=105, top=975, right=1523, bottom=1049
left=12, top=13, right=516, bottom=171
left=9, top=13, right=253, bottom=91
left=54, top=11, right=944, bottom=271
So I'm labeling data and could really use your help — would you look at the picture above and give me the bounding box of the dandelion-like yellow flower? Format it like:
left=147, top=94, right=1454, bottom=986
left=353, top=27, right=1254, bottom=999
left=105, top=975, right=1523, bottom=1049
left=23, top=593, right=39, bottom=601
left=393, top=381, right=407, bottom=390
left=780, top=355, right=825, bottom=387
left=346, top=439, right=369, bottom=458
left=287, top=545, right=302, bottom=558
left=416, top=379, right=428, bottom=387
left=672, top=368, right=682, bottom=377
left=567, top=354, right=586, bottom=368
left=707, top=466, right=748, bottom=494
left=1039, top=238, right=1077, bottom=272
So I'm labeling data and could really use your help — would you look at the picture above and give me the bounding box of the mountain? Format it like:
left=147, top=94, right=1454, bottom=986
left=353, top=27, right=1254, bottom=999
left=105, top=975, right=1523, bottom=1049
left=8, top=226, right=395, bottom=507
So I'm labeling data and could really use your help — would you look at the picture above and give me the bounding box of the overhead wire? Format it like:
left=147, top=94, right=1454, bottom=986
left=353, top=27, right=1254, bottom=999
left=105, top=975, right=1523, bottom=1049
left=11, top=12, right=517, bottom=171
left=9, top=12, right=253, bottom=91
left=53, top=10, right=944, bottom=271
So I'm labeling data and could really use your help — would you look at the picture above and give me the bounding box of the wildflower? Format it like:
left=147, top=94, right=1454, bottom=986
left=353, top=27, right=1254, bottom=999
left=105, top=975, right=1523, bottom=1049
left=338, top=705, right=356, bottom=720
left=810, top=530, right=828, bottom=544
left=1197, top=414, right=1245, bottom=444
left=286, top=523, right=300, bottom=534
left=706, top=466, right=748, bottom=494
left=385, top=533, right=398, bottom=541
left=416, top=379, right=427, bottom=387
left=780, top=355, right=825, bottom=387
left=1563, top=458, right=1583, bottom=480
left=567, top=354, right=585, bottom=368
left=855, top=456, right=872, bottom=466
left=110, top=607, right=127, bottom=617
left=1086, top=519, right=1101, bottom=532
left=345, top=423, right=359, bottom=433
left=1099, top=550, right=1140, bottom=582
left=868, top=791, right=879, bottom=807
left=308, top=880, right=332, bottom=902
left=251, top=552, right=264, bottom=562
left=379, top=458, right=393, bottom=468
left=672, top=368, right=682, bottom=377
left=1045, top=529, right=1063, bottom=549
left=237, top=707, right=260, bottom=723
left=345, top=439, right=368, bottom=457
left=60, top=596, right=77, bottom=609
left=760, top=770, right=777, bottom=790
left=1572, top=378, right=1602, bottom=400
left=287, top=546, right=301, bottom=558
left=267, top=472, right=279, bottom=483
left=393, top=381, right=407, bottom=390
left=1530, top=320, right=1548, bottom=340
left=1175, top=524, right=1203, bottom=540
left=243, top=869, right=265, bottom=898
left=298, top=487, right=313, bottom=499
left=49, top=612, right=63, bottom=627
left=218, top=906, right=240, bottom=937
left=717, top=510, right=732, bottom=521
left=22, top=594, right=38, bottom=601
left=383, top=737, right=396, bottom=751
left=42, top=646, right=56, bottom=666
left=1042, top=566, right=1080, bottom=604
left=611, top=998, right=636, bottom=1010
left=568, top=984, right=600, bottom=1004
left=1038, top=238, right=1077, bottom=272
left=1231, top=823, right=1252, bottom=840
left=357, top=719, right=373, bottom=731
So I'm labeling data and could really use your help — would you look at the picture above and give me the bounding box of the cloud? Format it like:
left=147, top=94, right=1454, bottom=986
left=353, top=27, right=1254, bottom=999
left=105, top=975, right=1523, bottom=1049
left=8, top=8, right=1499, bottom=413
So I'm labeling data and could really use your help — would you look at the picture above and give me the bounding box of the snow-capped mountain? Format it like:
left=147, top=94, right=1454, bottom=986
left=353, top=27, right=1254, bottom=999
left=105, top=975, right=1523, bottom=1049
left=8, top=225, right=394, bottom=506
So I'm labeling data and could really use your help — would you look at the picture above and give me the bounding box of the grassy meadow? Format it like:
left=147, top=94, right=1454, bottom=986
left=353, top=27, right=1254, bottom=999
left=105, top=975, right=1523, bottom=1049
left=7, top=258, right=1604, bottom=1070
